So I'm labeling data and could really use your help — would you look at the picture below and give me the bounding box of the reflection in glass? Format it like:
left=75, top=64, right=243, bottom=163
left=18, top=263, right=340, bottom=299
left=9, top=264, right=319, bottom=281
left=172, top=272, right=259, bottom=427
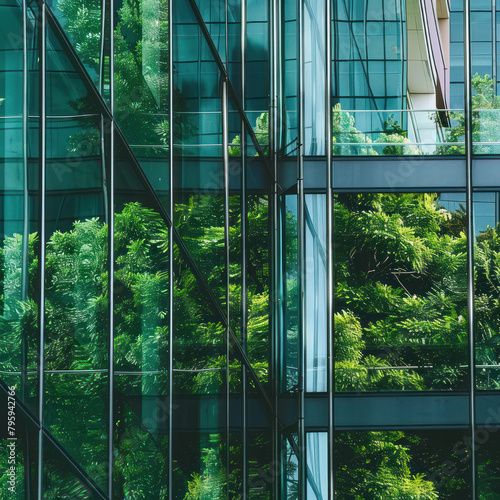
left=334, top=193, right=468, bottom=392
left=477, top=429, right=500, bottom=499
left=281, top=193, right=299, bottom=391
left=172, top=245, right=226, bottom=498
left=43, top=434, right=102, bottom=499
left=334, top=430, right=471, bottom=499
left=306, top=432, right=328, bottom=499
left=305, top=195, right=327, bottom=392
left=0, top=0, right=39, bottom=413
left=284, top=435, right=299, bottom=499
left=247, top=431, right=273, bottom=499
left=247, top=193, right=271, bottom=385
left=475, top=192, right=500, bottom=389
left=114, top=0, right=170, bottom=162
left=280, top=0, right=298, bottom=154
left=303, top=0, right=326, bottom=155
left=113, top=136, right=171, bottom=496
left=173, top=0, right=222, bottom=158
left=44, top=23, right=109, bottom=490
left=48, top=0, right=106, bottom=94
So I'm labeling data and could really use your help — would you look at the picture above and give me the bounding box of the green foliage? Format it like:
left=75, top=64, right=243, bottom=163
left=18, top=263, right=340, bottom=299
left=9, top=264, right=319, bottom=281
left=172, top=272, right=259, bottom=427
left=335, top=193, right=468, bottom=392
left=0, top=195, right=271, bottom=496
left=335, top=432, right=439, bottom=500
left=441, top=74, right=500, bottom=155
left=332, top=105, right=422, bottom=155
left=56, top=0, right=195, bottom=155
left=229, top=112, right=270, bottom=156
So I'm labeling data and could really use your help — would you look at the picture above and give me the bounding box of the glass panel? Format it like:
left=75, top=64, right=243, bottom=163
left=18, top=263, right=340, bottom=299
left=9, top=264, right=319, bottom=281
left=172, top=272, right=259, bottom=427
left=303, top=0, right=326, bottom=155
left=43, top=434, right=103, bottom=499
left=334, top=193, right=468, bottom=392
left=284, top=434, right=299, bottom=499
left=173, top=0, right=222, bottom=158
left=282, top=193, right=299, bottom=392
left=306, top=432, right=328, bottom=499
left=331, top=109, right=465, bottom=156
left=305, top=194, right=327, bottom=392
left=247, top=430, right=273, bottom=499
left=228, top=0, right=242, bottom=100
left=331, top=0, right=460, bottom=156
left=47, top=0, right=107, bottom=96
left=194, top=0, right=226, bottom=63
left=477, top=428, right=500, bottom=499
left=246, top=0, right=269, bottom=152
left=475, top=192, right=500, bottom=389
left=332, top=0, right=406, bottom=111
left=229, top=354, right=243, bottom=498
left=44, top=25, right=109, bottom=490
left=247, top=189, right=271, bottom=386
left=44, top=373, right=108, bottom=491
left=113, top=133, right=170, bottom=496
left=334, top=430, right=472, bottom=499
left=0, top=0, right=39, bottom=415
left=114, top=0, right=169, bottom=167
left=0, top=386, right=38, bottom=499
left=172, top=244, right=226, bottom=498
left=173, top=0, right=227, bottom=313
left=280, top=0, right=298, bottom=154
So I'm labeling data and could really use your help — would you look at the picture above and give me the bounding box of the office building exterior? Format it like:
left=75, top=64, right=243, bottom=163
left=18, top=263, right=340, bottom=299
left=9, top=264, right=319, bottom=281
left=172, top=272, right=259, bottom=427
left=1, top=0, right=500, bottom=498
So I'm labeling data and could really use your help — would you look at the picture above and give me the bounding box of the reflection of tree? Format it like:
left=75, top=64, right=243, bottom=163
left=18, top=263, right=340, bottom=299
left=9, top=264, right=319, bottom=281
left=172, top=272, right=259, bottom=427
left=229, top=113, right=270, bottom=156
left=441, top=74, right=500, bottom=155
left=0, top=195, right=270, bottom=496
left=335, top=432, right=439, bottom=499
left=55, top=0, right=195, bottom=153
left=332, top=104, right=422, bottom=156
left=335, top=193, right=468, bottom=391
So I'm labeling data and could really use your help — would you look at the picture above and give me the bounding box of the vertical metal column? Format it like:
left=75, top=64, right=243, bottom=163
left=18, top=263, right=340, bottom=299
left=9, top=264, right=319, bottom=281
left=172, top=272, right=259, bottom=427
left=21, top=0, right=29, bottom=399
left=270, top=0, right=280, bottom=497
left=240, top=0, right=248, bottom=496
left=464, top=0, right=476, bottom=498
left=222, top=77, right=231, bottom=500
left=22, top=0, right=30, bottom=494
left=37, top=2, right=47, bottom=498
left=107, top=0, right=115, bottom=495
left=223, top=7, right=231, bottom=498
left=493, top=0, right=497, bottom=86
left=168, top=0, right=174, bottom=497
left=297, top=0, right=307, bottom=497
left=325, top=0, right=334, bottom=498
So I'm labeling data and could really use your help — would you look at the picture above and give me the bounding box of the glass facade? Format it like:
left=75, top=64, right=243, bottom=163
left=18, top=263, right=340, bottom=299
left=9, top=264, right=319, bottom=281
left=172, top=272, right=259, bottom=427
left=1, top=0, right=500, bottom=498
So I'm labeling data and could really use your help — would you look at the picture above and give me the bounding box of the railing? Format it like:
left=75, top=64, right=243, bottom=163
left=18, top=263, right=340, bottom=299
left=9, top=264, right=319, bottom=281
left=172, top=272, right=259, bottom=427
left=331, top=108, right=464, bottom=156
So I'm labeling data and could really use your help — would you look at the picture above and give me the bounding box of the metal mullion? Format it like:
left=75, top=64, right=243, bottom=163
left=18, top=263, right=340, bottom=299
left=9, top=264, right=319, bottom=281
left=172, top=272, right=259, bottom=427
left=326, top=0, right=334, bottom=497
left=222, top=78, right=230, bottom=500
left=21, top=0, right=29, bottom=402
left=493, top=0, right=497, bottom=86
left=168, top=0, right=174, bottom=497
left=98, top=0, right=106, bottom=96
left=21, top=0, right=31, bottom=495
left=37, top=2, right=46, bottom=498
left=298, top=0, right=307, bottom=497
left=464, top=0, right=476, bottom=499
left=241, top=0, right=248, bottom=496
